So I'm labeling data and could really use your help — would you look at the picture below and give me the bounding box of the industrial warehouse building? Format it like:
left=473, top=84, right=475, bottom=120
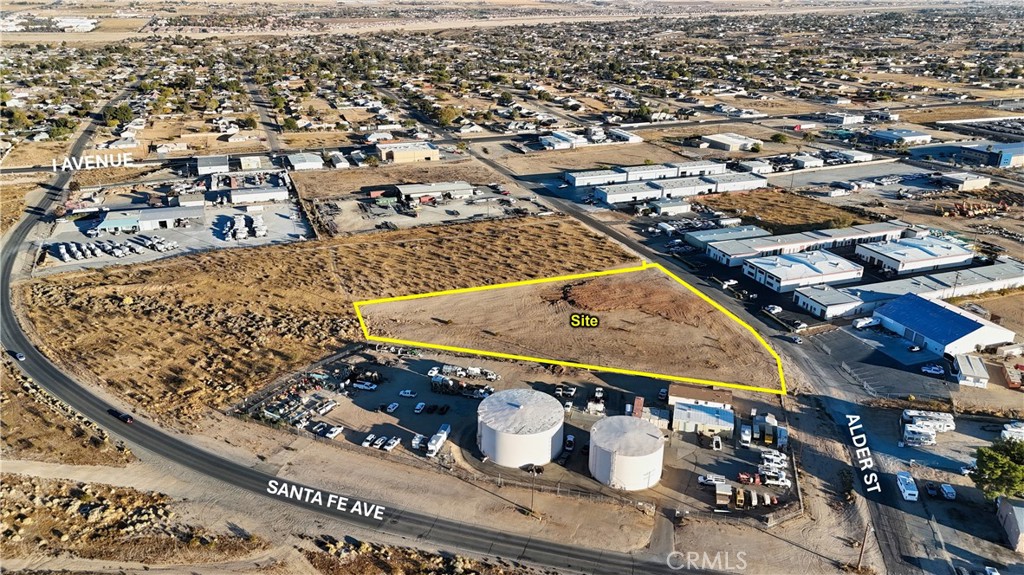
left=477, top=389, right=564, bottom=469
left=566, top=169, right=628, bottom=188
left=794, top=259, right=1024, bottom=319
left=375, top=141, right=440, bottom=164
left=194, top=155, right=229, bottom=176
left=619, top=164, right=679, bottom=182
left=867, top=129, right=933, bottom=147
left=667, top=160, right=729, bottom=177
left=737, top=160, right=773, bottom=174
left=836, top=150, right=873, bottom=163
left=564, top=161, right=729, bottom=189
left=539, top=131, right=587, bottom=150
left=684, top=225, right=771, bottom=250
left=667, top=384, right=735, bottom=436
left=653, top=177, right=715, bottom=197
left=793, top=154, right=824, bottom=169
left=396, top=181, right=475, bottom=200
left=742, top=251, right=864, bottom=293
left=824, top=112, right=864, bottom=126
left=287, top=153, right=323, bottom=171
left=960, top=143, right=1024, bottom=169
left=589, top=416, right=664, bottom=491
left=595, top=182, right=664, bottom=204
left=872, top=294, right=1016, bottom=356
left=700, top=172, right=768, bottom=193
left=701, top=133, right=763, bottom=151
left=649, top=198, right=691, bottom=216
left=97, top=206, right=205, bottom=233
left=854, top=236, right=974, bottom=275
left=940, top=172, right=991, bottom=191
left=706, top=222, right=907, bottom=267
left=230, top=187, right=290, bottom=204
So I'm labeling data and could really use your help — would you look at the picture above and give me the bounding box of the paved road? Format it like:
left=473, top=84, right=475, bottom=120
left=246, top=77, right=282, bottom=153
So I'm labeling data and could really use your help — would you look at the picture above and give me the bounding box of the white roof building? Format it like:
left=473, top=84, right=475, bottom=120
left=955, top=354, right=990, bottom=388
left=396, top=181, right=475, bottom=199
left=700, top=172, right=768, bottom=193
left=742, top=251, right=864, bottom=293
left=854, top=236, right=974, bottom=275
left=595, top=182, right=664, bottom=204
left=287, top=153, right=323, bottom=171
left=941, top=172, right=991, bottom=191
left=701, top=132, right=763, bottom=151
left=653, top=176, right=716, bottom=197
left=874, top=294, right=1016, bottom=356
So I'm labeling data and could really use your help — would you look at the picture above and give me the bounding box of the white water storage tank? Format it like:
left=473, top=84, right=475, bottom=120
left=477, top=388, right=564, bottom=468
left=589, top=416, right=665, bottom=491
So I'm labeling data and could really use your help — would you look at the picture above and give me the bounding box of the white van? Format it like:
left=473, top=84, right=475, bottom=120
left=896, top=471, right=919, bottom=501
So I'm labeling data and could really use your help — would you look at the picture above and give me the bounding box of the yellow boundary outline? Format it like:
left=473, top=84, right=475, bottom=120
left=352, top=261, right=786, bottom=395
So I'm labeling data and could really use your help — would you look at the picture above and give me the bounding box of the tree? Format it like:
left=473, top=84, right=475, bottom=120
left=238, top=116, right=258, bottom=130
left=9, top=108, right=30, bottom=129
left=498, top=91, right=515, bottom=106
left=102, top=103, right=133, bottom=125
left=750, top=143, right=762, bottom=153
left=282, top=117, right=299, bottom=131
left=770, top=133, right=788, bottom=144
left=973, top=439, right=1024, bottom=500
left=436, top=106, right=459, bottom=127
left=68, top=180, right=81, bottom=193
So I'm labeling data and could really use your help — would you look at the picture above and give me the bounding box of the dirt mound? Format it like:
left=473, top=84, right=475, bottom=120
left=558, top=275, right=707, bottom=327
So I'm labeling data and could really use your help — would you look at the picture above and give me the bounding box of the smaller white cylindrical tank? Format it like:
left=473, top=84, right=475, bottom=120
left=477, top=388, right=564, bottom=468
left=589, top=416, right=664, bottom=491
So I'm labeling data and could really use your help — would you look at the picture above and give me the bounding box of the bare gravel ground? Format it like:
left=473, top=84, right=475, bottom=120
left=363, top=267, right=782, bottom=390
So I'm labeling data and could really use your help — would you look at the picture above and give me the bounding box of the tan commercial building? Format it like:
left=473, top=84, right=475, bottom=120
left=375, top=141, right=440, bottom=164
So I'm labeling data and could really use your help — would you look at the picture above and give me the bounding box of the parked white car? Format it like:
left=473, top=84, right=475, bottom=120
left=698, top=474, right=727, bottom=486
left=386, top=402, right=400, bottom=413
left=414, top=402, right=426, bottom=414
left=921, top=364, right=945, bottom=375
left=763, top=305, right=782, bottom=315
left=411, top=433, right=426, bottom=450
left=325, top=426, right=344, bottom=439
left=398, top=389, right=417, bottom=398
left=383, top=436, right=401, bottom=452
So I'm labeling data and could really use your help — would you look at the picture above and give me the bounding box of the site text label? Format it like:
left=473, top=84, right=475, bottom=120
left=266, top=479, right=386, bottom=520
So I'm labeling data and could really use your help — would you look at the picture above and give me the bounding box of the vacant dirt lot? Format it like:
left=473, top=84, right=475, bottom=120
left=70, top=165, right=170, bottom=188
left=0, top=177, right=44, bottom=234
left=1, top=473, right=265, bottom=563
left=292, top=157, right=514, bottom=199
left=957, top=291, right=1024, bottom=338
left=1, top=356, right=135, bottom=466
left=899, top=106, right=1016, bottom=124
left=362, top=267, right=782, bottom=390
left=494, top=142, right=685, bottom=176
left=17, top=217, right=636, bottom=425
left=2, top=137, right=80, bottom=168
left=698, top=189, right=868, bottom=234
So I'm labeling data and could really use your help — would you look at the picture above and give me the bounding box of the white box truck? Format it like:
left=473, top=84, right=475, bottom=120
left=426, top=423, right=451, bottom=458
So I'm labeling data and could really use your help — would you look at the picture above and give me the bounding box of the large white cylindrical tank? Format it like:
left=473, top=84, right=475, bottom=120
left=477, top=388, right=564, bottom=468
left=589, top=416, right=665, bottom=491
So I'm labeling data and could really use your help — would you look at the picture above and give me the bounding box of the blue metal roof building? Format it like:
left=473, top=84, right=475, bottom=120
left=873, top=293, right=1016, bottom=355
left=960, top=142, right=1024, bottom=169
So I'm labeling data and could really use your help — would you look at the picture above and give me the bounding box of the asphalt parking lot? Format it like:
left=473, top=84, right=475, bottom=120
left=811, top=328, right=959, bottom=399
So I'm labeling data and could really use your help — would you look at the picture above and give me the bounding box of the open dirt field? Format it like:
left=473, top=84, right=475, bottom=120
left=2, top=138, right=81, bottom=168
left=1, top=473, right=266, bottom=563
left=69, top=165, right=171, bottom=188
left=0, top=177, right=44, bottom=235
left=360, top=267, right=782, bottom=390
left=898, top=106, right=1018, bottom=124
left=16, top=217, right=636, bottom=425
left=1, top=357, right=135, bottom=466
left=494, top=142, right=685, bottom=176
left=292, top=157, right=514, bottom=199
left=698, top=189, right=868, bottom=234
left=281, top=132, right=358, bottom=149
left=955, top=291, right=1024, bottom=338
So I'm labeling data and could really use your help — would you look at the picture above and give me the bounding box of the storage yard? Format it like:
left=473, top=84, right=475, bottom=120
left=359, top=266, right=783, bottom=391
left=16, top=217, right=636, bottom=423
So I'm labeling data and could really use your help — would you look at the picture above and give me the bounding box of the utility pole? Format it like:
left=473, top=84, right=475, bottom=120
left=857, top=523, right=873, bottom=571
